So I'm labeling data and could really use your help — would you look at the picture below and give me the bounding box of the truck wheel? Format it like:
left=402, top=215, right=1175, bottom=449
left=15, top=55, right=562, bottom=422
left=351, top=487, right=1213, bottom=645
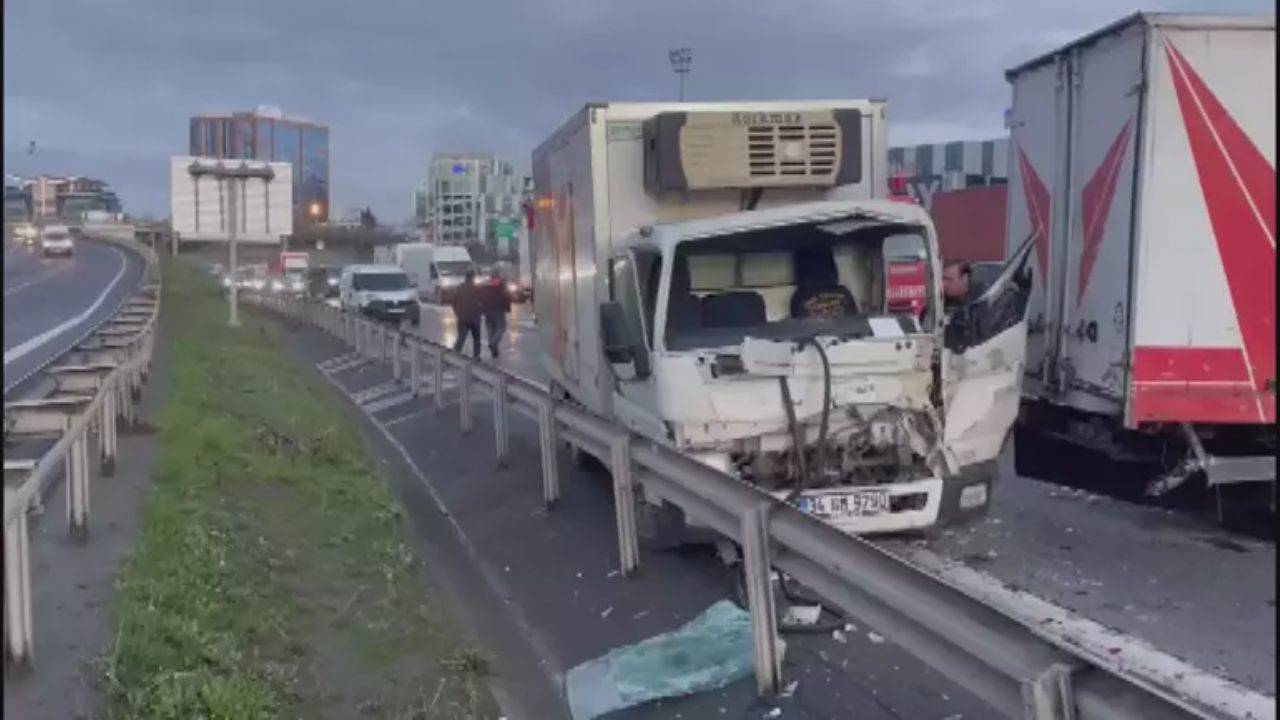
left=636, top=500, right=690, bottom=551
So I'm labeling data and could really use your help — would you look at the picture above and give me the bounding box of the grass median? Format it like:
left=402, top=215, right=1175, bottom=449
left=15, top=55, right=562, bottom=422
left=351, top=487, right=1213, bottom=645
left=100, top=259, right=497, bottom=719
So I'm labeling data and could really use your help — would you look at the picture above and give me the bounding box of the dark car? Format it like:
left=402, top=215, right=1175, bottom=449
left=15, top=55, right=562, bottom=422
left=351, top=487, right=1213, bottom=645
left=307, top=266, right=341, bottom=299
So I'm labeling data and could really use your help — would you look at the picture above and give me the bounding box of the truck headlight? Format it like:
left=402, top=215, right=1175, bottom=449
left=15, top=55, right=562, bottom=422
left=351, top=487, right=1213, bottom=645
left=959, top=483, right=988, bottom=510
left=327, top=277, right=338, bottom=287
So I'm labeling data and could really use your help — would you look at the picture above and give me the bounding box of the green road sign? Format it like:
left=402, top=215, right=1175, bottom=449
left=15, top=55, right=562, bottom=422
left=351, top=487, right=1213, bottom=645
left=494, top=219, right=518, bottom=240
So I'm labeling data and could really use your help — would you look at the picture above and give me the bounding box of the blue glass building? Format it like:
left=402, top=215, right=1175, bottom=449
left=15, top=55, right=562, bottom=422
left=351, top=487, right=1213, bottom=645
left=189, top=107, right=329, bottom=227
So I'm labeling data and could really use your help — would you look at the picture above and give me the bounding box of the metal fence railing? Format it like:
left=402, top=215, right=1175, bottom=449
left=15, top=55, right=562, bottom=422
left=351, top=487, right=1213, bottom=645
left=3, top=237, right=161, bottom=668
left=250, top=292, right=1269, bottom=720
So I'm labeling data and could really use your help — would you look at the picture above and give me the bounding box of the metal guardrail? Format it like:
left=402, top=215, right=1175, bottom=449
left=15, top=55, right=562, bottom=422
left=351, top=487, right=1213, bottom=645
left=253, top=293, right=1268, bottom=720
left=3, top=238, right=161, bottom=668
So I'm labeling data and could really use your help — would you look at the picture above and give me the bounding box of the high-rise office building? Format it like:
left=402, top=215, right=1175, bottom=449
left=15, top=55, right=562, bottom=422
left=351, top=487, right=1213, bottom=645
left=189, top=105, right=329, bottom=227
left=422, top=153, right=523, bottom=254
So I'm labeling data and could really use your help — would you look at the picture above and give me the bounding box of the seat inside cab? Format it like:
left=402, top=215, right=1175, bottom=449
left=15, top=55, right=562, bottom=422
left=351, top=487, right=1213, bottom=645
left=663, top=220, right=930, bottom=350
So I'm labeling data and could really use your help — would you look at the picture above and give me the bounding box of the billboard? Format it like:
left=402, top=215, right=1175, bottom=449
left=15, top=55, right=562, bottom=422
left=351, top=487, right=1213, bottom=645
left=170, top=156, right=292, bottom=243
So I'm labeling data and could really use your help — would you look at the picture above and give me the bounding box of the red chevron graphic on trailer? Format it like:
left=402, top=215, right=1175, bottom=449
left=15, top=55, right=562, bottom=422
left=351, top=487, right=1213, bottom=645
left=1016, top=147, right=1051, bottom=281
left=1163, top=38, right=1276, bottom=423
left=1077, top=121, right=1132, bottom=307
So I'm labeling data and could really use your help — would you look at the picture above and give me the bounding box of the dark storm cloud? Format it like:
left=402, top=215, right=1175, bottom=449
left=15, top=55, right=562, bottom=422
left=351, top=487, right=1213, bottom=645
left=3, top=0, right=1271, bottom=219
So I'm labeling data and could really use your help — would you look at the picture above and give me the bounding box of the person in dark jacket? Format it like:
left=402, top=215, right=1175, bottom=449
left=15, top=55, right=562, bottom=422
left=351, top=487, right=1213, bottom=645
left=451, top=271, right=483, bottom=358
left=481, top=272, right=512, bottom=358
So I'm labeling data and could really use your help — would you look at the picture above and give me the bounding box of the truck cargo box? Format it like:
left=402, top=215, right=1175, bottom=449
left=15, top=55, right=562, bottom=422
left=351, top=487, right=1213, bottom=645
left=1005, top=13, right=1275, bottom=429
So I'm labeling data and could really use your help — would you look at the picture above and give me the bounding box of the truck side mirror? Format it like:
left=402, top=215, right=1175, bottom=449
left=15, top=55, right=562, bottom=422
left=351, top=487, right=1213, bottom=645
left=600, top=302, right=651, bottom=380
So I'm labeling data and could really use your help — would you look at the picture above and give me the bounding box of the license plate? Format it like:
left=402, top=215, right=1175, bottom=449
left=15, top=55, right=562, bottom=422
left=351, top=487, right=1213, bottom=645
left=800, top=490, right=890, bottom=518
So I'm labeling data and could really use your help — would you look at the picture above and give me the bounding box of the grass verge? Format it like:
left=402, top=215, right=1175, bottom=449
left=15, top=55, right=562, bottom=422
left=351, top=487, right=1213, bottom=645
left=100, top=258, right=498, bottom=719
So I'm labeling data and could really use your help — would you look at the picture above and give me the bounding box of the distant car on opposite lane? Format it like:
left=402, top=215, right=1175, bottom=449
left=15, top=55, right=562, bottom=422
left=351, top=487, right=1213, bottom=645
left=14, top=223, right=39, bottom=246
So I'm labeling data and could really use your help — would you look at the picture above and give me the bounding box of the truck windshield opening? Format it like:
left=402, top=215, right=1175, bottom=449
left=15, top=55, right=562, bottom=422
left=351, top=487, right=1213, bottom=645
left=664, top=220, right=930, bottom=351
left=354, top=273, right=411, bottom=291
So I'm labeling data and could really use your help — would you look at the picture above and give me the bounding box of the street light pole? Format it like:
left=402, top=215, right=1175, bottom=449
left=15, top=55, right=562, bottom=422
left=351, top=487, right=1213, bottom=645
left=669, top=47, right=692, bottom=101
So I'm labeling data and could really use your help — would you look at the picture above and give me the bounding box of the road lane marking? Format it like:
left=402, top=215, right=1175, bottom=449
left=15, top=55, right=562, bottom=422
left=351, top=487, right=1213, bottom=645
left=364, top=391, right=416, bottom=414
left=382, top=408, right=428, bottom=427
left=4, top=256, right=76, bottom=297
left=4, top=246, right=127, bottom=366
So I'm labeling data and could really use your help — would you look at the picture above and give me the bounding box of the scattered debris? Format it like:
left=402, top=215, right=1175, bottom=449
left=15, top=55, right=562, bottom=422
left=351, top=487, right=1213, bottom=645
left=607, top=570, right=619, bottom=578
left=782, top=604, right=822, bottom=626
left=601, top=606, right=613, bottom=619
left=843, top=623, right=856, bottom=633
left=577, top=572, right=584, bottom=579
left=633, top=610, right=649, bottom=620
left=764, top=708, right=782, bottom=718
left=831, top=629, right=847, bottom=644
left=780, top=680, right=798, bottom=698
left=867, top=632, right=885, bottom=644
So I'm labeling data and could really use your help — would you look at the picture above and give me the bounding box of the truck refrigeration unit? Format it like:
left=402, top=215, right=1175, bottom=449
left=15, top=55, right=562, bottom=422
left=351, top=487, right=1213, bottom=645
left=532, top=101, right=1035, bottom=542
left=1004, top=14, right=1275, bottom=511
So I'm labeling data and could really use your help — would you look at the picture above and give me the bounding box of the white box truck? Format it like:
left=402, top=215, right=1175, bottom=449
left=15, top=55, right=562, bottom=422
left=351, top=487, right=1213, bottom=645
left=1004, top=14, right=1275, bottom=505
left=532, top=101, right=1035, bottom=540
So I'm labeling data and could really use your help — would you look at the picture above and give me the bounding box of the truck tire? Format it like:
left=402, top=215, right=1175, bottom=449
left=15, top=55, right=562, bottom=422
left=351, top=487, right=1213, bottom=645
left=636, top=499, right=689, bottom=551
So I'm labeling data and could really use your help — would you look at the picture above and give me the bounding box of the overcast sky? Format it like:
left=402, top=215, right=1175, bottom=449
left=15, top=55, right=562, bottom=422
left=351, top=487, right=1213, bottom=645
left=3, top=0, right=1271, bottom=221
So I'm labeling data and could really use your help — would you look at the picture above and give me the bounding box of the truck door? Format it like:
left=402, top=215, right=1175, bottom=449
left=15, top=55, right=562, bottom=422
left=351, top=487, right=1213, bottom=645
left=940, top=235, right=1035, bottom=469
left=1057, top=22, right=1144, bottom=415
left=604, top=250, right=667, bottom=440
left=1007, top=54, right=1072, bottom=400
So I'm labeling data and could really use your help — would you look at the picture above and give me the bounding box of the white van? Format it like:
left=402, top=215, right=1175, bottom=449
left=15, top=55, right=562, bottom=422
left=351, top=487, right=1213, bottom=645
left=339, top=264, right=420, bottom=324
left=41, top=224, right=74, bottom=257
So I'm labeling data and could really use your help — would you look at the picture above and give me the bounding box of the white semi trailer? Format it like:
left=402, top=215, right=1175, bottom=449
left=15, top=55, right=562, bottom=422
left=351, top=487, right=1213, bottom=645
left=532, top=101, right=1034, bottom=541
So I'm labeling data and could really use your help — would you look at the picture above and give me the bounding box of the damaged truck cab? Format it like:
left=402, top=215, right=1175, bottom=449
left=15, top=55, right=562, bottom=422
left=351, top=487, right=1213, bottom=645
left=533, top=102, right=1031, bottom=538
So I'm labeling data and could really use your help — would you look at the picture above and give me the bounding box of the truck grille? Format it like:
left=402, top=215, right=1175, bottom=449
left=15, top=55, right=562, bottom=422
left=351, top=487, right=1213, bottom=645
left=747, top=123, right=839, bottom=179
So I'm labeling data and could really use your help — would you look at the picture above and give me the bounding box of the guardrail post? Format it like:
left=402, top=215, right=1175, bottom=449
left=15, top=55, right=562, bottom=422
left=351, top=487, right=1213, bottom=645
left=118, top=378, right=135, bottom=428
left=100, top=390, right=117, bottom=476
left=459, top=359, right=472, bottom=434
left=378, top=324, right=388, bottom=362
left=391, top=331, right=404, bottom=382
left=537, top=397, right=561, bottom=507
left=4, top=490, right=34, bottom=666
left=742, top=502, right=781, bottom=696
left=67, top=430, right=90, bottom=541
left=493, top=374, right=510, bottom=466
left=433, top=347, right=446, bottom=411
left=410, top=343, right=423, bottom=396
left=1021, top=663, right=1078, bottom=720
left=609, top=432, right=639, bottom=575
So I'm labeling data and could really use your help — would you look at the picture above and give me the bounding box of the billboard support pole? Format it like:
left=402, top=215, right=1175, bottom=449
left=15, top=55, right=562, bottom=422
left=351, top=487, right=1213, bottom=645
left=228, top=177, right=240, bottom=327
left=185, top=159, right=275, bottom=327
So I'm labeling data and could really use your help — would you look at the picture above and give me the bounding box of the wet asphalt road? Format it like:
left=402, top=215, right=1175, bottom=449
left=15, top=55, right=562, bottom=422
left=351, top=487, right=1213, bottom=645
left=3, top=233, right=145, bottom=396
left=265, top=296, right=1277, bottom=717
